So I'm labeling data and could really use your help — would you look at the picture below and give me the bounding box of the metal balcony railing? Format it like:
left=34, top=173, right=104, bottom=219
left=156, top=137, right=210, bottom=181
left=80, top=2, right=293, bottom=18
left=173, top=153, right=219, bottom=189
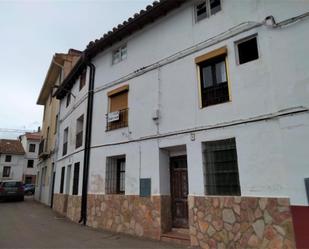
left=106, top=108, right=128, bottom=131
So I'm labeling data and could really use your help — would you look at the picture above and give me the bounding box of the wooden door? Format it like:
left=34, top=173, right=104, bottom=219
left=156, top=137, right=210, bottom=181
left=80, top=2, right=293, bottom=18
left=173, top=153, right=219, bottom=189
left=170, top=156, right=189, bottom=228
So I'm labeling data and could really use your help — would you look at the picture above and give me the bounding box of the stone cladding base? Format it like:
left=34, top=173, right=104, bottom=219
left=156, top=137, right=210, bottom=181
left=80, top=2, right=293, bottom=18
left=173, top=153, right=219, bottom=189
left=188, top=196, right=296, bottom=249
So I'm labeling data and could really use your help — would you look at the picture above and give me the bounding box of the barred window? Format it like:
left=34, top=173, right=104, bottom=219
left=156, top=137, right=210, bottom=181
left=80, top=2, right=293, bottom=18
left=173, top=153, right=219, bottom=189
left=105, top=156, right=126, bottom=194
left=203, top=138, right=241, bottom=196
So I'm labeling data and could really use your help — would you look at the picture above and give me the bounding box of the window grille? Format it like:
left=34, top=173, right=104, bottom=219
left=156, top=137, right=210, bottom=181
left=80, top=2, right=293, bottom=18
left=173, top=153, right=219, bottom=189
left=105, top=156, right=126, bottom=194
left=203, top=138, right=241, bottom=195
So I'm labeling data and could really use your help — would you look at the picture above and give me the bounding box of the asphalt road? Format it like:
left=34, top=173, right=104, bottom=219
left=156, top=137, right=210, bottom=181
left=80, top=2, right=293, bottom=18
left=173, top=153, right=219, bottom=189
left=0, top=197, right=185, bottom=249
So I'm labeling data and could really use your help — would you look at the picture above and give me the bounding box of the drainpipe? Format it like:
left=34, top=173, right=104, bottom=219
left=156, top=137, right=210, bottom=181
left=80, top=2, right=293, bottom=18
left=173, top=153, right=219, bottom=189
left=79, top=60, right=95, bottom=225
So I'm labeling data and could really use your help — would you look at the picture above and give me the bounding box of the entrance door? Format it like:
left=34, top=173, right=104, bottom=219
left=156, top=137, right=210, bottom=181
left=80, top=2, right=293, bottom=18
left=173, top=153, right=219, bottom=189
left=170, top=156, right=189, bottom=228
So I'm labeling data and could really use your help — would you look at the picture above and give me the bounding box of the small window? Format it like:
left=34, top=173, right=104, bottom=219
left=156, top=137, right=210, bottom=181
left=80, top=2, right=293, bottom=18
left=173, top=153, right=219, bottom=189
left=195, top=0, right=221, bottom=22
left=60, top=167, right=65, bottom=194
left=79, top=69, right=86, bottom=91
left=106, top=156, right=126, bottom=194
left=196, top=48, right=230, bottom=107
left=72, top=162, right=80, bottom=195
left=54, top=114, right=58, bottom=134
left=27, top=160, right=34, bottom=168
left=66, top=93, right=71, bottom=107
left=2, top=166, right=11, bottom=177
left=236, top=35, right=259, bottom=65
left=106, top=86, right=129, bottom=131
left=29, top=144, right=36, bottom=153
left=63, top=127, right=69, bottom=156
left=76, top=115, right=84, bottom=149
left=203, top=138, right=241, bottom=196
left=5, top=155, right=11, bottom=162
left=112, top=45, right=127, bottom=64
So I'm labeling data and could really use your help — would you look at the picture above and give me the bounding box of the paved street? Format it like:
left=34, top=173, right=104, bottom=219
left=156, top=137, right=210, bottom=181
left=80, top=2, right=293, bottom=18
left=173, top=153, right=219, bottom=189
left=0, top=197, right=186, bottom=249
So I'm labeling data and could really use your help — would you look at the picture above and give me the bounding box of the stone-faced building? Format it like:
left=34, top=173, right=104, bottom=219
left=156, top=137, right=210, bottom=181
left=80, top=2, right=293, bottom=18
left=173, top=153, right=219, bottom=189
left=0, top=139, right=25, bottom=182
left=52, top=1, right=309, bottom=248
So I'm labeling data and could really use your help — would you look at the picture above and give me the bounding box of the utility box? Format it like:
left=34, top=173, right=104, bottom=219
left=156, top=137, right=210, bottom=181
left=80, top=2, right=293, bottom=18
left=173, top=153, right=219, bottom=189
left=140, top=178, right=151, bottom=197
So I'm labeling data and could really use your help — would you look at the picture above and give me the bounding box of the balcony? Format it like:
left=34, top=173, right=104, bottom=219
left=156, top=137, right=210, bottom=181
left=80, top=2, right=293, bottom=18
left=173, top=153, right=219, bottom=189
left=38, top=139, right=49, bottom=159
left=75, top=131, right=83, bottom=149
left=106, top=108, right=128, bottom=131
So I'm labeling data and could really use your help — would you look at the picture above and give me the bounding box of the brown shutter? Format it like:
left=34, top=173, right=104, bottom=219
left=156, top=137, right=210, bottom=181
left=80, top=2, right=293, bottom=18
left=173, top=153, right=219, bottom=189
left=109, top=85, right=128, bottom=112
left=195, top=46, right=227, bottom=64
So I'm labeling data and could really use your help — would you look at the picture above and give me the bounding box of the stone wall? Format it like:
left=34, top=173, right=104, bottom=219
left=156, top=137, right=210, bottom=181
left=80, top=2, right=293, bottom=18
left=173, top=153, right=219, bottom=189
left=87, top=194, right=171, bottom=240
left=52, top=193, right=68, bottom=216
left=67, top=195, right=82, bottom=223
left=188, top=196, right=296, bottom=249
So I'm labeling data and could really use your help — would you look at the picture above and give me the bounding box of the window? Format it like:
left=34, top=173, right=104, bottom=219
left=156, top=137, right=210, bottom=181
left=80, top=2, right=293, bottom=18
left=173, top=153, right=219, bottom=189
left=105, top=156, right=126, bottom=194
left=5, top=155, right=11, bottom=162
left=2, top=166, right=10, bottom=177
left=196, top=47, right=230, bottom=107
left=60, top=167, right=65, bottom=194
left=106, top=85, right=129, bottom=131
left=41, top=167, right=47, bottom=186
left=25, top=176, right=32, bottom=184
left=29, top=144, right=36, bottom=153
left=75, top=115, right=84, bottom=149
left=195, top=0, right=221, bottom=22
left=79, top=69, right=86, bottom=91
left=236, top=35, right=259, bottom=65
left=72, top=162, right=80, bottom=195
left=27, top=160, right=34, bottom=168
left=203, top=138, right=241, bottom=196
left=54, top=114, right=58, bottom=134
left=63, top=127, right=69, bottom=156
left=112, top=45, right=127, bottom=64
left=66, top=92, right=71, bottom=107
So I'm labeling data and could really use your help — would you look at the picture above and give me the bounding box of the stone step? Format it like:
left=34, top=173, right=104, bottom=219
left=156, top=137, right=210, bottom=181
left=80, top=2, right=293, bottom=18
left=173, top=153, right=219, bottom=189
left=161, top=229, right=191, bottom=246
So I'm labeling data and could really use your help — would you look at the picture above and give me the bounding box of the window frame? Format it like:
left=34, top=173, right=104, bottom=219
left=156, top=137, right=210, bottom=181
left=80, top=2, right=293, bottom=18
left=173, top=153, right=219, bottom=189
left=60, top=167, right=65, bottom=194
left=62, top=127, right=69, bottom=156
left=75, top=115, right=84, bottom=149
left=235, top=34, right=259, bottom=65
left=195, top=0, right=222, bottom=22
left=112, top=45, right=127, bottom=65
left=105, top=156, right=126, bottom=195
left=196, top=47, right=231, bottom=108
left=29, top=144, right=36, bottom=153
left=66, top=92, right=71, bottom=107
left=203, top=138, right=241, bottom=196
left=2, top=166, right=11, bottom=177
left=72, top=162, right=80, bottom=195
left=5, top=155, right=11, bottom=162
left=27, top=160, right=34, bottom=168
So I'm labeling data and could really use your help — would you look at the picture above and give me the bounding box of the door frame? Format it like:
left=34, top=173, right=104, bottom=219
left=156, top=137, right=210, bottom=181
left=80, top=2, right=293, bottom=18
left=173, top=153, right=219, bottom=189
left=170, top=155, right=189, bottom=228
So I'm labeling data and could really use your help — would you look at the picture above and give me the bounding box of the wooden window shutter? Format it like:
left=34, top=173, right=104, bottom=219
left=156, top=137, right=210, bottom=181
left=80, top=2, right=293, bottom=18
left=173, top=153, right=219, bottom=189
left=108, top=85, right=129, bottom=112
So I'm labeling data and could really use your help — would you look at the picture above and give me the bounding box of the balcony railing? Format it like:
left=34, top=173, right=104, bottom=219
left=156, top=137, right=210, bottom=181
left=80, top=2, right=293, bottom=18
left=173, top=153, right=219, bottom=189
left=75, top=131, right=83, bottom=149
left=106, top=108, right=128, bottom=131
left=38, top=139, right=49, bottom=159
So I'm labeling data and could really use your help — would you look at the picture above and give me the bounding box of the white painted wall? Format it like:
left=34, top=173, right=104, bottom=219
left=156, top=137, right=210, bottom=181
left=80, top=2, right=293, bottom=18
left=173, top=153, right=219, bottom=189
left=54, top=68, right=89, bottom=196
left=63, top=1, right=309, bottom=205
left=20, top=135, right=40, bottom=178
left=0, top=154, right=24, bottom=181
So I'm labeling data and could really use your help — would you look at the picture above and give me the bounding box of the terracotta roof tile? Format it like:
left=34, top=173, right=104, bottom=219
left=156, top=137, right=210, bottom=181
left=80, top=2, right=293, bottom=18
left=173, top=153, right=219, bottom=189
left=25, top=132, right=41, bottom=141
left=0, top=139, right=25, bottom=155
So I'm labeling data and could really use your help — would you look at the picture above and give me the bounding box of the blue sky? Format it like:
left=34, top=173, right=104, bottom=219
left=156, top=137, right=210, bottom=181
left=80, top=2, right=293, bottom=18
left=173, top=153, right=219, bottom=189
left=0, top=0, right=153, bottom=139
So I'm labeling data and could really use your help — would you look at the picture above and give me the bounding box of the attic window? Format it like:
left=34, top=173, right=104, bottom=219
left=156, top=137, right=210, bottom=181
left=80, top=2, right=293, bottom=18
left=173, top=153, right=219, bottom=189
left=195, top=0, right=221, bottom=22
left=236, top=35, right=259, bottom=65
left=112, top=45, right=127, bottom=64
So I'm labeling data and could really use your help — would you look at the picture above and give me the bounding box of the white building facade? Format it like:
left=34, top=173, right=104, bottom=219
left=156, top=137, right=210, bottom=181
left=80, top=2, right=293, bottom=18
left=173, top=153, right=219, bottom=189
left=0, top=139, right=25, bottom=182
left=53, top=1, right=309, bottom=248
left=19, top=132, right=40, bottom=184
